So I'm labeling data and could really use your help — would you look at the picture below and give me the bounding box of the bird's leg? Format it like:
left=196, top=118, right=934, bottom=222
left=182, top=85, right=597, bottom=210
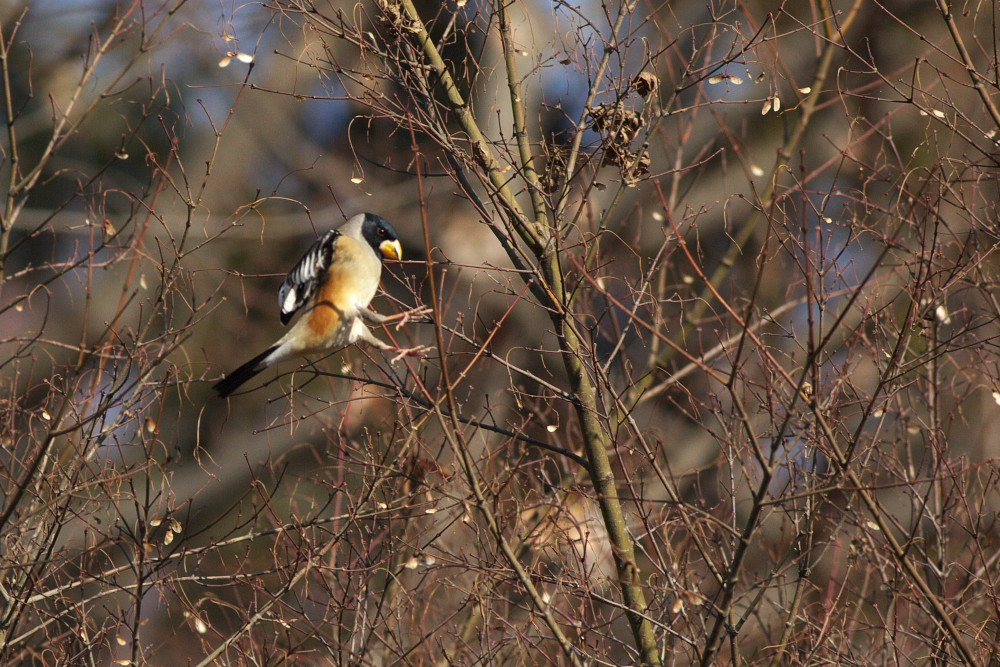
left=359, top=309, right=390, bottom=325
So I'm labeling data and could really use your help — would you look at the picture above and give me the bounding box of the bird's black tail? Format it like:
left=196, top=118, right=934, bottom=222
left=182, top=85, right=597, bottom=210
left=213, top=346, right=278, bottom=398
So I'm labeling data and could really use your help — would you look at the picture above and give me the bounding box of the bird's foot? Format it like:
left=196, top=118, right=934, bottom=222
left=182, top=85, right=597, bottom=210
left=391, top=305, right=433, bottom=330
left=389, top=345, right=432, bottom=363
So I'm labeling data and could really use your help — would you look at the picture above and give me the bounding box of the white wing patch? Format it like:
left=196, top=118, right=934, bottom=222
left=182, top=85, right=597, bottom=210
left=278, top=230, right=339, bottom=325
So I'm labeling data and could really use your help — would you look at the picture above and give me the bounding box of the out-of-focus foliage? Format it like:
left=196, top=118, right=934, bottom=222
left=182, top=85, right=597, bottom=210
left=2, top=0, right=1000, bottom=664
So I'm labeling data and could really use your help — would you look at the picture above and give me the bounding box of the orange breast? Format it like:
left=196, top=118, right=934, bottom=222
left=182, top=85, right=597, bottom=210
left=307, top=296, right=342, bottom=340
left=304, top=239, right=371, bottom=346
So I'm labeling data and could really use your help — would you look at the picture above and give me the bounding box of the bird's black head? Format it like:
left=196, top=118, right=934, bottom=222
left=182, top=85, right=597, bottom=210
left=360, top=213, right=402, bottom=261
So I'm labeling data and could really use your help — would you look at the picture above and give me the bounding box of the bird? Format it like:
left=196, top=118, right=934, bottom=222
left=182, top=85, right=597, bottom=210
left=213, top=212, right=427, bottom=397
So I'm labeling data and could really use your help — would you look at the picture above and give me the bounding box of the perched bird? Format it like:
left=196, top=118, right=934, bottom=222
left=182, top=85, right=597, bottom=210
left=214, top=213, right=425, bottom=397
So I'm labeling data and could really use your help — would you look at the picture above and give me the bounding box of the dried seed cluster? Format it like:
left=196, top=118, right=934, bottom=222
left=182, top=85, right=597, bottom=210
left=589, top=102, right=644, bottom=144
left=588, top=101, right=651, bottom=183
left=378, top=0, right=419, bottom=38
left=541, top=143, right=570, bottom=194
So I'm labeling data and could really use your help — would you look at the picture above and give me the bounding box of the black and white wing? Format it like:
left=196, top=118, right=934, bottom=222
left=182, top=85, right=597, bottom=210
left=278, top=229, right=339, bottom=325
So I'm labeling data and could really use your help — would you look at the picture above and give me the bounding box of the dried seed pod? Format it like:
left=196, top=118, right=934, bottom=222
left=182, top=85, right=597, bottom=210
left=379, top=1, right=417, bottom=37
left=623, top=150, right=651, bottom=182
left=601, top=145, right=629, bottom=167
left=588, top=102, right=616, bottom=131
left=615, top=111, right=644, bottom=144
left=591, top=102, right=644, bottom=144
left=542, top=144, right=570, bottom=194
left=633, top=71, right=659, bottom=97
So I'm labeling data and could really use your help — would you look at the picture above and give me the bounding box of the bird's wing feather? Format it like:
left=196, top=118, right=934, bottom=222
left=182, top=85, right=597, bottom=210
left=278, top=229, right=339, bottom=325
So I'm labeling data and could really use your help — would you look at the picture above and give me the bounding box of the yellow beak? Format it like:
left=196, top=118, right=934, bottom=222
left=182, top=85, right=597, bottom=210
left=379, top=239, right=403, bottom=261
